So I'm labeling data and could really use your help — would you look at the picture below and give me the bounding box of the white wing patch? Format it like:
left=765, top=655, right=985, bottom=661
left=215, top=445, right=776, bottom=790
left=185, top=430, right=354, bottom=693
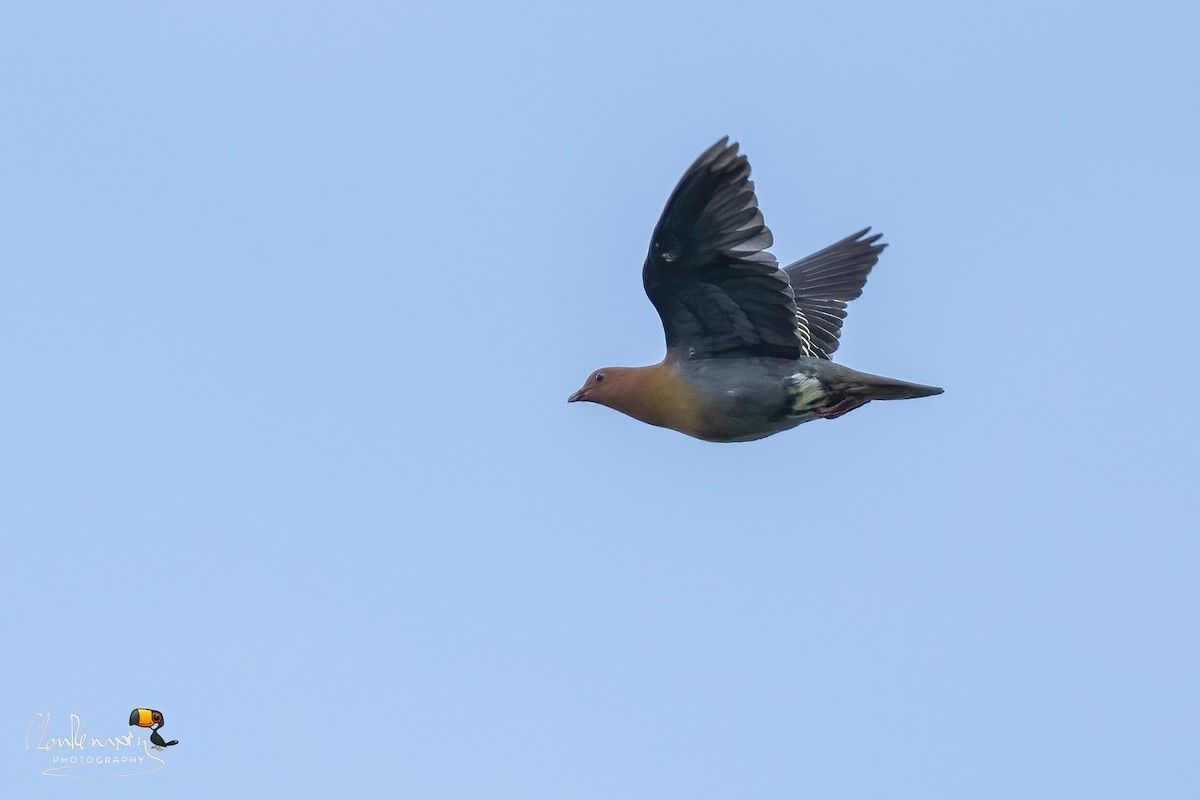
left=786, top=373, right=827, bottom=416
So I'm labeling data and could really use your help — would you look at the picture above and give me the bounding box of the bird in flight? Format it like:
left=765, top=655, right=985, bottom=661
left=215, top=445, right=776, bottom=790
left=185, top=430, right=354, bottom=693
left=569, top=137, right=942, bottom=442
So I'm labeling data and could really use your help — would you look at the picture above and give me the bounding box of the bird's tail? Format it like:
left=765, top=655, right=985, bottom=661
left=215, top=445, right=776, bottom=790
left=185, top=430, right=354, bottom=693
left=848, top=374, right=943, bottom=401
left=816, top=361, right=944, bottom=401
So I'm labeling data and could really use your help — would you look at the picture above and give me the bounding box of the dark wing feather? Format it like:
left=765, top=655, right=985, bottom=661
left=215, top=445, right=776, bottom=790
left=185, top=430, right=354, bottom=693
left=642, top=138, right=806, bottom=360
left=782, top=228, right=886, bottom=359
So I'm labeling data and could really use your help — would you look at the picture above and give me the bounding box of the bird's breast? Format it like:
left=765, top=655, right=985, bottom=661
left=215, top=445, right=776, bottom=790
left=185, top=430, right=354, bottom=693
left=662, top=358, right=811, bottom=441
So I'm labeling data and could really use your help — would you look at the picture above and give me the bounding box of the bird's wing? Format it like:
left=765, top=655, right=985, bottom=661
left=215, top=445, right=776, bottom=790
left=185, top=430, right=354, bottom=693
left=782, top=228, right=886, bottom=360
left=642, top=138, right=808, bottom=361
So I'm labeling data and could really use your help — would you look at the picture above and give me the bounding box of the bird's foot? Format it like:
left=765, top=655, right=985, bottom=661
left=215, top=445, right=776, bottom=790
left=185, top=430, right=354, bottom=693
left=819, top=397, right=870, bottom=420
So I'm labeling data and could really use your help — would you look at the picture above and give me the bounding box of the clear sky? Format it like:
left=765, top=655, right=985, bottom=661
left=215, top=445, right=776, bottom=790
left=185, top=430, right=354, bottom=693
left=2, top=1, right=1197, bottom=796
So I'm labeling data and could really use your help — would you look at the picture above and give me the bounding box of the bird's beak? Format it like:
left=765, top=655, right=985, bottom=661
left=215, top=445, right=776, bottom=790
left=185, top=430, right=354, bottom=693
left=567, top=389, right=585, bottom=403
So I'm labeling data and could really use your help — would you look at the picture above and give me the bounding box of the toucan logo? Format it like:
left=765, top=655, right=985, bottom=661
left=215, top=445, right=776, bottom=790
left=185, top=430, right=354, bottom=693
left=129, top=708, right=179, bottom=750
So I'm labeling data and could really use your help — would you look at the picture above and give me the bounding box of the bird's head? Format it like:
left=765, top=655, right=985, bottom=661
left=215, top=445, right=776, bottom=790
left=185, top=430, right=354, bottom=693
left=568, top=367, right=637, bottom=408
left=568, top=362, right=694, bottom=433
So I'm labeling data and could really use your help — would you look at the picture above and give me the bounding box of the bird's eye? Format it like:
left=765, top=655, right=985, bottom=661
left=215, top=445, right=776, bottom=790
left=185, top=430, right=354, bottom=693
left=595, top=372, right=606, bottom=383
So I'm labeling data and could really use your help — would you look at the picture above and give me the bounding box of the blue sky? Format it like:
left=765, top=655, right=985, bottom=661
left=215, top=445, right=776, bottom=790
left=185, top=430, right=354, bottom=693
left=2, top=1, right=1197, bottom=796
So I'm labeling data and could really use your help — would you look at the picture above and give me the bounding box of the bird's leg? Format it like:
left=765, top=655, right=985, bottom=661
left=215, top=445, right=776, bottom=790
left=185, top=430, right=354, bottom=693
left=818, top=397, right=870, bottom=420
